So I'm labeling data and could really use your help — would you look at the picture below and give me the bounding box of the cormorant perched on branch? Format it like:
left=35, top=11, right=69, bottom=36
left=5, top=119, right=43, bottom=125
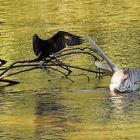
left=0, top=59, right=6, bottom=66
left=32, top=31, right=84, bottom=61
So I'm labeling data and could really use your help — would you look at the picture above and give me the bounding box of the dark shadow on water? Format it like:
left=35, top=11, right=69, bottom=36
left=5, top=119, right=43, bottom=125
left=34, top=91, right=81, bottom=140
left=0, top=80, right=19, bottom=94
left=0, top=79, right=19, bottom=89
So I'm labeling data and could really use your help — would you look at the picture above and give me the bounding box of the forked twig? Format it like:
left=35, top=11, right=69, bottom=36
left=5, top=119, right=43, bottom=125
left=0, top=60, right=34, bottom=78
left=49, top=67, right=74, bottom=82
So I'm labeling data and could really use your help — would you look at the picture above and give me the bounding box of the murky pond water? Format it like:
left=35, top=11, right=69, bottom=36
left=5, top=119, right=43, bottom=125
left=0, top=0, right=140, bottom=139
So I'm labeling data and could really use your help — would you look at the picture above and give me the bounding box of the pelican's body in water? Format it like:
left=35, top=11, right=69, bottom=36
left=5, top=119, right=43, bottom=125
left=110, top=68, right=140, bottom=92
left=86, top=35, right=140, bottom=93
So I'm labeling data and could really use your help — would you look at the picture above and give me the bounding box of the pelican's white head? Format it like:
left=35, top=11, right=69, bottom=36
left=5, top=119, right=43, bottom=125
left=109, top=69, right=129, bottom=92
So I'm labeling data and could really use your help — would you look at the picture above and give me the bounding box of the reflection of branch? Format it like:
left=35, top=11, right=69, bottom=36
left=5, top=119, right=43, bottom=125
left=0, top=79, right=20, bottom=85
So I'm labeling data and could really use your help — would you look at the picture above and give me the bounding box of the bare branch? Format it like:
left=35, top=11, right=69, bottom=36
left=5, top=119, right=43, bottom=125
left=70, top=74, right=90, bottom=82
left=49, top=67, right=74, bottom=82
left=0, top=66, right=40, bottom=79
left=0, top=46, right=105, bottom=84
left=55, top=46, right=101, bottom=56
left=0, top=59, right=35, bottom=78
left=56, top=51, right=100, bottom=60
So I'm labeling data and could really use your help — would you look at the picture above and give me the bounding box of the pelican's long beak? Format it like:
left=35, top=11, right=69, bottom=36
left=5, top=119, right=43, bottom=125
left=86, top=35, right=118, bottom=73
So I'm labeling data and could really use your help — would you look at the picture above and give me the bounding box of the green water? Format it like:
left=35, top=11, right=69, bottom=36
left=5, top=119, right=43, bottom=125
left=0, top=0, right=140, bottom=139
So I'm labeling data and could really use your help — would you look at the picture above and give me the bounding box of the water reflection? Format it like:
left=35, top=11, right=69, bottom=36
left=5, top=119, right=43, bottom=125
left=35, top=95, right=66, bottom=140
left=107, top=92, right=140, bottom=122
left=34, top=91, right=81, bottom=140
left=0, top=0, right=140, bottom=139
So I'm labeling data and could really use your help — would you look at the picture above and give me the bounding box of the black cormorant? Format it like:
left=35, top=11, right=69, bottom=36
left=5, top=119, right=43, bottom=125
left=32, top=31, right=83, bottom=61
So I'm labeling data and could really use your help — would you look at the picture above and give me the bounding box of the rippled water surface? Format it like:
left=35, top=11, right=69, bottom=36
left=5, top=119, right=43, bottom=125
left=0, top=0, right=140, bottom=139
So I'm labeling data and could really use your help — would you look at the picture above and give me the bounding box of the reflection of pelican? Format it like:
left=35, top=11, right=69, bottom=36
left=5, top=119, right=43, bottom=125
left=86, top=35, right=140, bottom=93
left=108, top=92, right=140, bottom=119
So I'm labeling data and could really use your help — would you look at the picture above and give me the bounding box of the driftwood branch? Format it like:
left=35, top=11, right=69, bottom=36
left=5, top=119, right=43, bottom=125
left=0, top=46, right=104, bottom=85
left=0, top=60, right=34, bottom=77
left=1, top=66, right=40, bottom=79
left=57, top=51, right=100, bottom=61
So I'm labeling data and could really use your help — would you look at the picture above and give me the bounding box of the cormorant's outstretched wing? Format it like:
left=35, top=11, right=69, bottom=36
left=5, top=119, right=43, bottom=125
left=86, top=35, right=118, bottom=73
left=32, top=31, right=84, bottom=61
left=51, top=31, right=84, bottom=53
left=32, top=34, right=43, bottom=56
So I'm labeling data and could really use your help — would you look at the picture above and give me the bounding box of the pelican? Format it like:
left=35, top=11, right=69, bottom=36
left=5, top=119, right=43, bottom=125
left=86, top=35, right=140, bottom=93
